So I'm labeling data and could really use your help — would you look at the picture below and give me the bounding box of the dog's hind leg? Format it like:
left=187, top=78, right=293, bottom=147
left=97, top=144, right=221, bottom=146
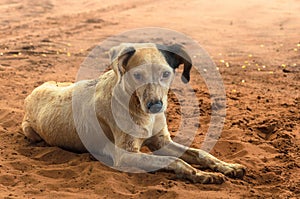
left=21, top=115, right=42, bottom=143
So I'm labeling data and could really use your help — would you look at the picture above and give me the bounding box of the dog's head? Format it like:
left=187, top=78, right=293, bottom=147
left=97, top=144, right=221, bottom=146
left=110, top=43, right=192, bottom=114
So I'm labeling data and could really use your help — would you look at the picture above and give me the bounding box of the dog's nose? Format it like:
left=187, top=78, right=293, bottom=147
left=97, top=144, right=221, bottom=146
left=147, top=100, right=163, bottom=113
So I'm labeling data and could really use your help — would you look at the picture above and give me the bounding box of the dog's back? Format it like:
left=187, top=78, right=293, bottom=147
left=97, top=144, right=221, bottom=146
left=22, top=81, right=86, bottom=152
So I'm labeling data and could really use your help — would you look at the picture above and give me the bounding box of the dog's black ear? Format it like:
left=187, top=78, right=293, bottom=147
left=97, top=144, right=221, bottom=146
left=109, top=44, right=136, bottom=78
left=157, top=44, right=192, bottom=83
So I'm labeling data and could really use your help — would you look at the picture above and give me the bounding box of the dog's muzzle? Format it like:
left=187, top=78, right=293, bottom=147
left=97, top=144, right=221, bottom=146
left=147, top=100, right=163, bottom=114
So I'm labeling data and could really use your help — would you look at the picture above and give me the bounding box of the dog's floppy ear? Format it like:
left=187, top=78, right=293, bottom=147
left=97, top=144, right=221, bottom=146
left=157, top=44, right=192, bottom=83
left=109, top=44, right=136, bottom=81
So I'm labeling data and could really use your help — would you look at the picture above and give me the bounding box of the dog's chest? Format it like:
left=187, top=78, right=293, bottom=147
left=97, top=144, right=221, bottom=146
left=129, top=114, right=164, bottom=138
left=145, top=113, right=166, bottom=136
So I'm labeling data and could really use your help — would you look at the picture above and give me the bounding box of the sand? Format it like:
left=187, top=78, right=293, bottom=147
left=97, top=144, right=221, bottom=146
left=0, top=0, right=299, bottom=198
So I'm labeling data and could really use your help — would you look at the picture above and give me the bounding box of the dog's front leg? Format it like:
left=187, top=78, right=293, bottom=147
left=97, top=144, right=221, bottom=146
left=147, top=128, right=246, bottom=179
left=113, top=134, right=224, bottom=184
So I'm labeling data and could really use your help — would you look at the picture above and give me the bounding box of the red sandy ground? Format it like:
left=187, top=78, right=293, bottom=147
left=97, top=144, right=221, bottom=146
left=0, top=0, right=299, bottom=198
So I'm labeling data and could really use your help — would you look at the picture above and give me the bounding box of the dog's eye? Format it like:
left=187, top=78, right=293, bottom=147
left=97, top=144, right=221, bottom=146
left=162, top=71, right=171, bottom=79
left=133, top=72, right=143, bottom=81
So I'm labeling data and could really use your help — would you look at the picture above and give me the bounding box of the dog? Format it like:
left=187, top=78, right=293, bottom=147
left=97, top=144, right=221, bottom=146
left=22, top=43, right=246, bottom=184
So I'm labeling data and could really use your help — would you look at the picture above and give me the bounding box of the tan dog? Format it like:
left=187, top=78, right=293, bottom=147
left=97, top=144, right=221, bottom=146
left=22, top=43, right=246, bottom=183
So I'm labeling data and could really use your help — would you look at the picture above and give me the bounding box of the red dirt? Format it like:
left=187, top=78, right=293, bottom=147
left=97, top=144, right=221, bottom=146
left=0, top=0, right=299, bottom=198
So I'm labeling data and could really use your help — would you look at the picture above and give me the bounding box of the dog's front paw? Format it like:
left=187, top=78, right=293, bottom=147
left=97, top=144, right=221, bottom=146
left=188, top=171, right=225, bottom=184
left=223, top=163, right=246, bottom=179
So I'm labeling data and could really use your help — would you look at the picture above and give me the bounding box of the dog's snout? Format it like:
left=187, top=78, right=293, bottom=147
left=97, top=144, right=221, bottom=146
left=147, top=100, right=163, bottom=114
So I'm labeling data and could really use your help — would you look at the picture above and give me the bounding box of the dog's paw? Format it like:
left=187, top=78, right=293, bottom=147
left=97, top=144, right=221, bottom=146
left=223, top=163, right=246, bottom=179
left=188, top=171, right=225, bottom=184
